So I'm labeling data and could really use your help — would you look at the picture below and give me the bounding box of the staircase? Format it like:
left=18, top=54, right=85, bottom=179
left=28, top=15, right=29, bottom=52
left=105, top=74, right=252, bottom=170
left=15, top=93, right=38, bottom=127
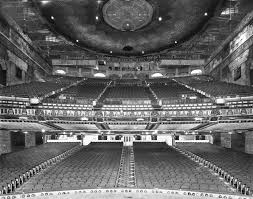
left=95, top=81, right=112, bottom=105
left=145, top=122, right=160, bottom=130
left=116, top=146, right=136, bottom=188
left=144, top=81, right=161, bottom=109
left=42, top=122, right=65, bottom=130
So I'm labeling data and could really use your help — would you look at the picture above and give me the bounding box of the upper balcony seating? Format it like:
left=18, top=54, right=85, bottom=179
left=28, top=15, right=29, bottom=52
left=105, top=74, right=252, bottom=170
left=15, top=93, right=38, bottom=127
left=177, top=143, right=253, bottom=192
left=134, top=142, right=233, bottom=194
left=105, top=86, right=149, bottom=99
left=0, top=143, right=79, bottom=191
left=102, top=104, right=153, bottom=111
left=46, top=76, right=83, bottom=85
left=189, top=81, right=253, bottom=97
left=18, top=143, right=122, bottom=192
left=46, top=79, right=110, bottom=104
left=0, top=82, right=68, bottom=98
left=61, top=81, right=108, bottom=99
left=174, top=75, right=253, bottom=97
left=149, top=81, right=202, bottom=100
left=174, top=75, right=214, bottom=85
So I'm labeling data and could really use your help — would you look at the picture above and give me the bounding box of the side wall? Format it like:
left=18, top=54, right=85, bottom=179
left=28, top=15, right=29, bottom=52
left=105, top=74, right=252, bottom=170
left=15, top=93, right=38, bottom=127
left=205, top=18, right=253, bottom=86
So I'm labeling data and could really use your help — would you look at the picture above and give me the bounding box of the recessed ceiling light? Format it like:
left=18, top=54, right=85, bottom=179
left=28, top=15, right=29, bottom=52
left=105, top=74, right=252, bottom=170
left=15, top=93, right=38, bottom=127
left=175, top=41, right=178, bottom=44
left=94, top=73, right=106, bottom=77
left=142, top=51, right=144, bottom=54
left=55, top=69, right=66, bottom=75
left=51, top=16, right=54, bottom=20
left=110, top=51, right=112, bottom=54
left=204, top=12, right=208, bottom=16
left=95, top=16, right=99, bottom=20
left=76, top=39, right=79, bottom=42
left=41, top=0, right=50, bottom=5
left=158, top=17, right=162, bottom=21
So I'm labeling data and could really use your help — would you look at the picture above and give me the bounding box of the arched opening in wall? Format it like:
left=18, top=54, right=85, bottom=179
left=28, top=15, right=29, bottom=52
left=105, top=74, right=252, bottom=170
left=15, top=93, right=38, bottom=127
left=35, top=132, right=43, bottom=145
left=191, top=69, right=203, bottom=75
left=134, top=135, right=141, bottom=140
left=11, top=131, right=25, bottom=151
left=0, top=64, right=6, bottom=86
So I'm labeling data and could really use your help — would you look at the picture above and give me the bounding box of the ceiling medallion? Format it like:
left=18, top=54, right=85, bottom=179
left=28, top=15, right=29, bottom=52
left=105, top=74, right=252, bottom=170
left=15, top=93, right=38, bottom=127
left=102, top=0, right=153, bottom=31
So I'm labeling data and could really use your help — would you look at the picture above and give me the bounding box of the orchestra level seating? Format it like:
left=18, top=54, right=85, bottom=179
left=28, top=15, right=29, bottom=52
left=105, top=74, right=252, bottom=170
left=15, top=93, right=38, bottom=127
left=0, top=143, right=79, bottom=191
left=177, top=143, right=253, bottom=192
left=134, top=143, right=234, bottom=194
left=17, top=143, right=122, bottom=193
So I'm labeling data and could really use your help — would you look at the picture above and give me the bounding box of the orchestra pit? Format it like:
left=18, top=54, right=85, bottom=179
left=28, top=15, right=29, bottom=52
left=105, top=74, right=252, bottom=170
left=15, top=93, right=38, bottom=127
left=1, top=0, right=253, bottom=199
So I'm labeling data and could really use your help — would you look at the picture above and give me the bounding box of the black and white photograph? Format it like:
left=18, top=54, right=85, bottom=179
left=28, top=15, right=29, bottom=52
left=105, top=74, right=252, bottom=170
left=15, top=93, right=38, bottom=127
left=0, top=0, right=253, bottom=199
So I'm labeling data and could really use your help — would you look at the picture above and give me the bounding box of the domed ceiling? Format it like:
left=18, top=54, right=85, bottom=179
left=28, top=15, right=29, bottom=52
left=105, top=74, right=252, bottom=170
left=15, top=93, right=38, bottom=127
left=33, top=0, right=221, bottom=56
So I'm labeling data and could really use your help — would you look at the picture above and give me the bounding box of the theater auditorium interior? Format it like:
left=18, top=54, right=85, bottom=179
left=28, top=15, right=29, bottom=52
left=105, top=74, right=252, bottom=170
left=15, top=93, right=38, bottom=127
left=1, top=0, right=253, bottom=199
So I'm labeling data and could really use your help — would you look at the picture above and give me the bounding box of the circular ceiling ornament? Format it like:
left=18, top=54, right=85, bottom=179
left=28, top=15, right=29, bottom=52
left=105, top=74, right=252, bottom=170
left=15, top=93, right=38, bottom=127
left=33, top=0, right=222, bottom=56
left=102, top=0, right=153, bottom=31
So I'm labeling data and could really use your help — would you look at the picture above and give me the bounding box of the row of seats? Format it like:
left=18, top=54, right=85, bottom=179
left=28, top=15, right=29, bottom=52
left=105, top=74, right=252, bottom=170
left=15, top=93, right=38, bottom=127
left=134, top=143, right=234, bottom=194
left=60, top=83, right=106, bottom=99
left=177, top=143, right=253, bottom=192
left=189, top=81, right=253, bottom=97
left=0, top=82, right=68, bottom=98
left=105, top=86, right=149, bottom=99
left=150, top=82, right=203, bottom=99
left=174, top=75, right=214, bottom=85
left=18, top=143, right=123, bottom=192
left=175, top=146, right=251, bottom=196
left=46, top=76, right=84, bottom=85
left=2, top=76, right=253, bottom=101
left=1, top=142, right=251, bottom=195
left=44, top=79, right=111, bottom=103
left=0, top=143, right=79, bottom=193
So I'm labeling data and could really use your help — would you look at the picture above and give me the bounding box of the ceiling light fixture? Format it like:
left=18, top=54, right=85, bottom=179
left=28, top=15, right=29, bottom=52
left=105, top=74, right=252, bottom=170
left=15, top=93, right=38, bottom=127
left=110, top=51, right=112, bottom=54
left=51, top=16, right=54, bottom=20
left=41, top=0, right=50, bottom=5
left=204, top=12, right=208, bottom=16
left=76, top=39, right=79, bottom=42
left=94, top=73, right=106, bottom=78
left=95, top=16, right=99, bottom=20
left=158, top=17, right=162, bottom=21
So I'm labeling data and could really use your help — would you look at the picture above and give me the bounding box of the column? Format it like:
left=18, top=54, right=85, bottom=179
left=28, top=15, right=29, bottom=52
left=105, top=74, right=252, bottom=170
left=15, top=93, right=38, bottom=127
left=212, top=132, right=221, bottom=146
left=25, top=132, right=36, bottom=148
left=245, top=131, right=253, bottom=154
left=0, top=130, right=11, bottom=155
left=221, top=133, right=231, bottom=148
